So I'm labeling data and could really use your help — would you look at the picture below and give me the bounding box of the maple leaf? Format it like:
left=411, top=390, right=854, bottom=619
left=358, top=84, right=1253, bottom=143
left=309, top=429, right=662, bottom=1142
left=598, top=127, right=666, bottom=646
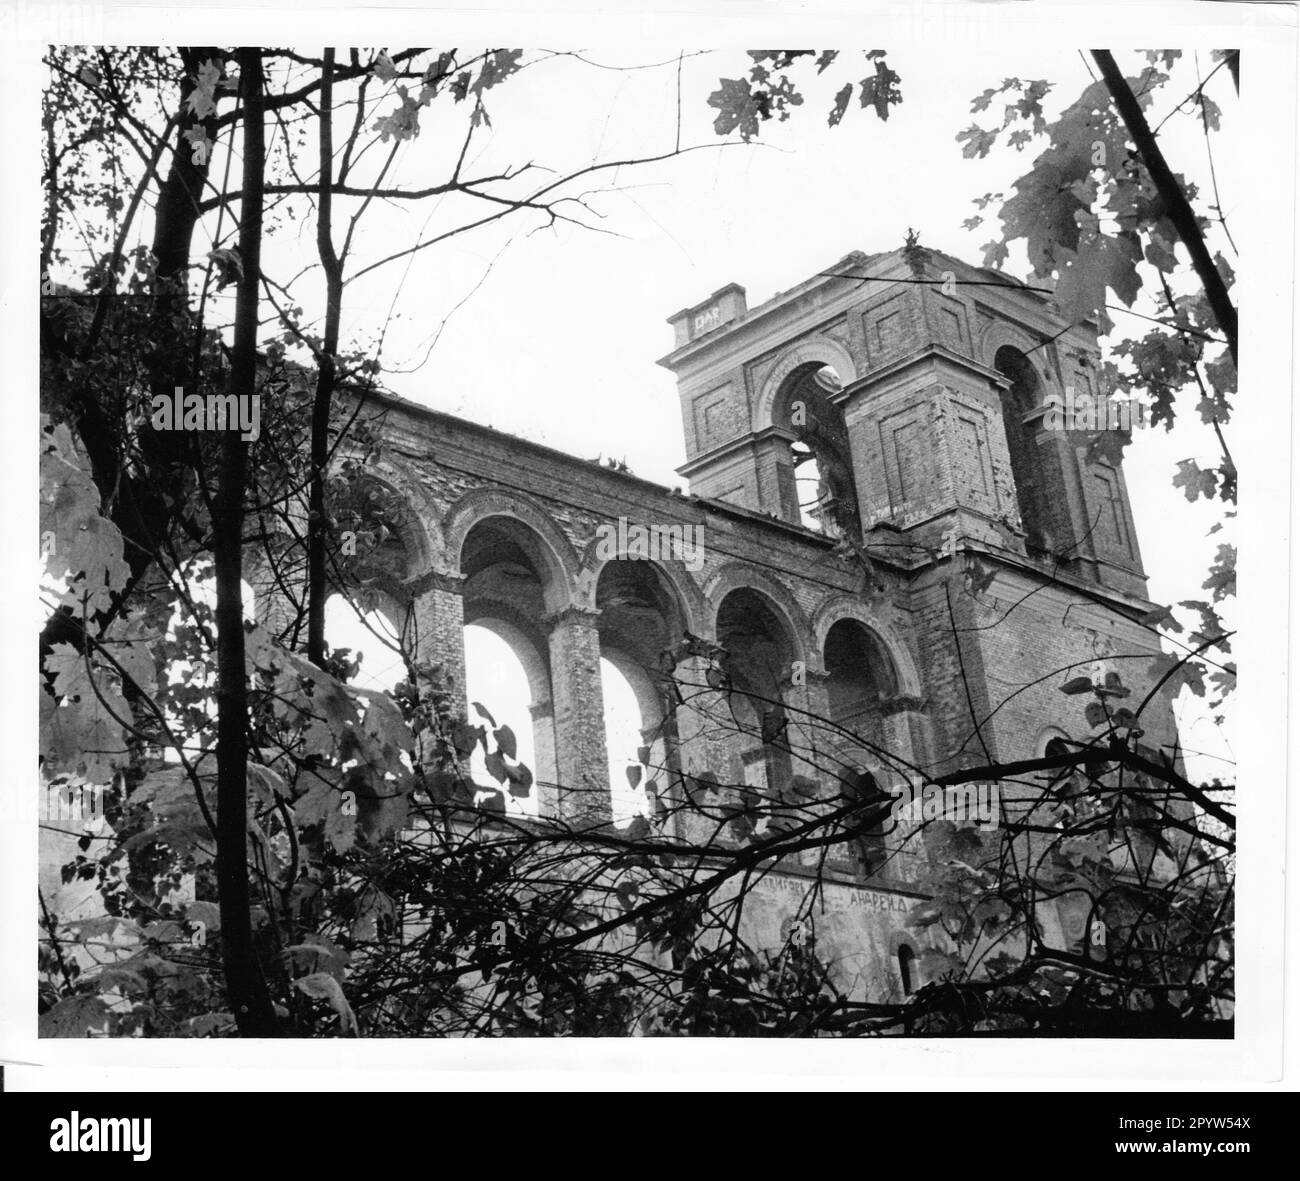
left=373, top=92, right=421, bottom=143
left=982, top=239, right=1010, bottom=269
left=1202, top=544, right=1236, bottom=601
left=185, top=59, right=223, bottom=120
left=45, top=642, right=93, bottom=702
left=40, top=994, right=110, bottom=1037
left=1173, top=458, right=1219, bottom=503
left=957, top=124, right=997, bottom=159
left=43, top=687, right=131, bottom=783
left=471, top=49, right=523, bottom=98
left=708, top=77, right=765, bottom=141
left=1052, top=222, right=1142, bottom=327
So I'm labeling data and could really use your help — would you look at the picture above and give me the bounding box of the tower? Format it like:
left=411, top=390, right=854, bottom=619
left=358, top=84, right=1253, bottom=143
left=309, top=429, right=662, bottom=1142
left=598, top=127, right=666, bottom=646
left=659, top=244, right=1177, bottom=773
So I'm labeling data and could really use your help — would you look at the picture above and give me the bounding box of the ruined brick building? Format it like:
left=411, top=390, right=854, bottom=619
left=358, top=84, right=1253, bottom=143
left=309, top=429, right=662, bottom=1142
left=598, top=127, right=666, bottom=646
left=252, top=243, right=1181, bottom=1004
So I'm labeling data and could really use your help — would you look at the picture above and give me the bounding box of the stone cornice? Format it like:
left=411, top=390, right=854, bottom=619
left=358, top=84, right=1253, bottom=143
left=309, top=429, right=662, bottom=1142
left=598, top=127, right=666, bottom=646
left=405, top=569, right=466, bottom=597
left=542, top=605, right=603, bottom=630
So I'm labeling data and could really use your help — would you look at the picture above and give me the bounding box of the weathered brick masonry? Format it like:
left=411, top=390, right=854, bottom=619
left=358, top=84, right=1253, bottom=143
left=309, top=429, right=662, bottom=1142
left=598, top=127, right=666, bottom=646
left=252, top=244, right=1180, bottom=1002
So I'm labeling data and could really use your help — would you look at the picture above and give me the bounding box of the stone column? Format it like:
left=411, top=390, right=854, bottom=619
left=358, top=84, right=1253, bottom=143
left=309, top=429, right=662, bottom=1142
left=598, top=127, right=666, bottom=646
left=407, top=571, right=467, bottom=694
left=663, top=652, right=725, bottom=843
left=752, top=430, right=799, bottom=522
left=671, top=654, right=726, bottom=778
left=528, top=700, right=560, bottom=816
left=792, top=666, right=834, bottom=789
left=544, top=605, right=611, bottom=828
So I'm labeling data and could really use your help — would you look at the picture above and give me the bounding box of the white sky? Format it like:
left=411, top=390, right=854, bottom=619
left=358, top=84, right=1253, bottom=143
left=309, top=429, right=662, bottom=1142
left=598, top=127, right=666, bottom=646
left=37, top=43, right=1237, bottom=784
left=298, top=46, right=1236, bottom=783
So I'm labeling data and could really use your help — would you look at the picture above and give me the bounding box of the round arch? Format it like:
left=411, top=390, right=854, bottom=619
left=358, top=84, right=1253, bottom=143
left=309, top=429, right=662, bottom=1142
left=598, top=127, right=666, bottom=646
left=581, top=546, right=707, bottom=639
left=887, top=932, right=925, bottom=997
left=976, top=323, right=1063, bottom=404
left=809, top=596, right=922, bottom=695
left=443, top=487, right=582, bottom=614
left=702, top=564, right=811, bottom=666
left=464, top=612, right=553, bottom=710
left=328, top=451, right=445, bottom=578
left=1034, top=724, right=1073, bottom=758
left=753, top=336, right=859, bottom=434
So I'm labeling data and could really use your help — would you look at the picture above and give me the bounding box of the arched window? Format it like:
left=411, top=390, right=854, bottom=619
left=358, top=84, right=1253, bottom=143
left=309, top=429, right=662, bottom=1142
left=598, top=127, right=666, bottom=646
left=460, top=518, right=562, bottom=813
left=328, top=474, right=420, bottom=603
left=898, top=944, right=918, bottom=996
left=323, top=591, right=405, bottom=692
left=715, top=588, right=797, bottom=811
left=773, top=363, right=859, bottom=537
left=819, top=620, right=903, bottom=879
left=601, top=655, right=653, bottom=827
left=824, top=618, right=899, bottom=739
left=463, top=622, right=539, bottom=816
left=994, top=345, right=1053, bottom=551
left=595, top=559, right=687, bottom=825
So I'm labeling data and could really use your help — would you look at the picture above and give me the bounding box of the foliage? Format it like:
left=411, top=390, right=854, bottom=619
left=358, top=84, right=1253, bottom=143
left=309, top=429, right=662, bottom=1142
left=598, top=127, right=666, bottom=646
left=37, top=45, right=1234, bottom=1038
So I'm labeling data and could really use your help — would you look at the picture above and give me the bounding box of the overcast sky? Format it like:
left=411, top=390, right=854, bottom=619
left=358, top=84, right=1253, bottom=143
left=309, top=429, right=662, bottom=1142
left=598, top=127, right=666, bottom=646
left=289, top=46, right=1235, bottom=781
left=40, top=41, right=1236, bottom=782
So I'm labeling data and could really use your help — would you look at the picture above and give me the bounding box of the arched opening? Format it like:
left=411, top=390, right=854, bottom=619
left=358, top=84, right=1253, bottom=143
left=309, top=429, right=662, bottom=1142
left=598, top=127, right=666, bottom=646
left=328, top=473, right=421, bottom=600
left=716, top=588, right=797, bottom=808
left=595, top=559, right=686, bottom=822
left=823, top=618, right=899, bottom=748
left=820, top=619, right=903, bottom=878
left=323, top=591, right=405, bottom=693
left=773, top=363, right=860, bottom=538
left=601, top=655, right=652, bottom=826
left=460, top=517, right=561, bottom=811
left=994, top=345, right=1054, bottom=552
left=317, top=471, right=421, bottom=690
left=463, top=622, right=540, bottom=816
left=898, top=944, right=918, bottom=996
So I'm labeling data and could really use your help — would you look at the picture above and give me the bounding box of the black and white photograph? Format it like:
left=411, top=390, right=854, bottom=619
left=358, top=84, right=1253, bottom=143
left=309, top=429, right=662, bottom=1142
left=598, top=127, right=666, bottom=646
left=1, top=0, right=1295, bottom=1128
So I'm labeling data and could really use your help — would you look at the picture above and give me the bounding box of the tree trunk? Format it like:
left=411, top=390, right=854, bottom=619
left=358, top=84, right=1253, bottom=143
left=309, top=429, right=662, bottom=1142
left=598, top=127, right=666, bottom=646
left=214, top=47, right=278, bottom=1037
left=306, top=49, right=344, bottom=668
